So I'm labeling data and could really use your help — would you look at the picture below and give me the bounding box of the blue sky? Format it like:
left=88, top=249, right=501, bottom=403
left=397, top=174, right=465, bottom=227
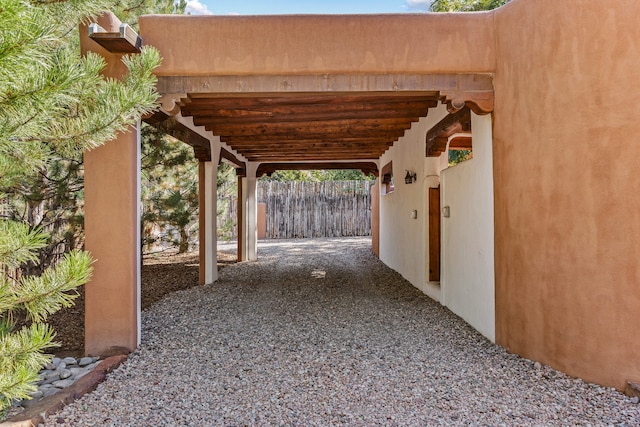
left=185, top=0, right=432, bottom=15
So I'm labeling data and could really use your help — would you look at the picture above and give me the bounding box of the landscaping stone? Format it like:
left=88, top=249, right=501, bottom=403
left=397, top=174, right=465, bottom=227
left=78, top=357, right=94, bottom=367
left=62, top=357, right=76, bottom=366
left=4, top=355, right=104, bottom=417
left=51, top=380, right=74, bottom=389
left=32, top=238, right=640, bottom=426
left=3, top=354, right=127, bottom=426
left=58, top=369, right=72, bottom=380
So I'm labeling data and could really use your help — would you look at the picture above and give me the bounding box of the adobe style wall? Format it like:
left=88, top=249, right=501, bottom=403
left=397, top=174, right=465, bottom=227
left=139, top=13, right=495, bottom=75
left=493, top=0, right=640, bottom=389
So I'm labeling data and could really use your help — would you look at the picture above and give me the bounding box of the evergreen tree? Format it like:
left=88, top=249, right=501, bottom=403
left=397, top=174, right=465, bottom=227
left=216, top=162, right=238, bottom=241
left=141, top=130, right=199, bottom=254
left=0, top=0, right=160, bottom=416
left=430, top=0, right=510, bottom=12
left=2, top=0, right=185, bottom=273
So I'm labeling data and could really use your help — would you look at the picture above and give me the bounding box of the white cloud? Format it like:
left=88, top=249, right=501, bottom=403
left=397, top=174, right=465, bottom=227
left=185, top=0, right=213, bottom=15
left=405, top=0, right=431, bottom=11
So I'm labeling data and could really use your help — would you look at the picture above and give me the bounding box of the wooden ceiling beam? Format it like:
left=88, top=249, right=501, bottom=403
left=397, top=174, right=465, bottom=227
left=245, top=153, right=385, bottom=162
left=223, top=137, right=395, bottom=145
left=220, top=133, right=403, bottom=143
left=181, top=100, right=435, bottom=117
left=227, top=141, right=393, bottom=152
left=234, top=143, right=391, bottom=149
left=206, top=117, right=415, bottom=133
left=216, top=129, right=406, bottom=143
left=214, top=129, right=409, bottom=139
left=181, top=94, right=439, bottom=109
left=236, top=149, right=390, bottom=157
left=190, top=109, right=427, bottom=126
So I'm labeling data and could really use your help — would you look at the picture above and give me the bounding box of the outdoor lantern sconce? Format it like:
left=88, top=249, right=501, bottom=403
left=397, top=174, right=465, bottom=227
left=404, top=170, right=417, bottom=184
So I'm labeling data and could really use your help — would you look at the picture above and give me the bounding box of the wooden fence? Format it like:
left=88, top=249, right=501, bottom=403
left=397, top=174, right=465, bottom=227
left=257, top=180, right=374, bottom=239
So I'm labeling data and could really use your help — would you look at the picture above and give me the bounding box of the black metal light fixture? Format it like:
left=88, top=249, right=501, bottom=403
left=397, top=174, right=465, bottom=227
left=404, top=170, right=417, bottom=184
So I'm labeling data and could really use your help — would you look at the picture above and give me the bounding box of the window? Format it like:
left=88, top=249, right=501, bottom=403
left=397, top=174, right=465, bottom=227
left=381, top=161, right=394, bottom=194
left=448, top=135, right=473, bottom=166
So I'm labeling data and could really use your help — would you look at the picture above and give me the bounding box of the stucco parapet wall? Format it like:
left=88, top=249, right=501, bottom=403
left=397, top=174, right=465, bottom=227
left=138, top=13, right=496, bottom=76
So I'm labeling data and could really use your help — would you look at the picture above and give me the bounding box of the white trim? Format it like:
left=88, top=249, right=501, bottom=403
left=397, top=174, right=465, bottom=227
left=204, top=139, right=221, bottom=284
left=245, top=163, right=259, bottom=261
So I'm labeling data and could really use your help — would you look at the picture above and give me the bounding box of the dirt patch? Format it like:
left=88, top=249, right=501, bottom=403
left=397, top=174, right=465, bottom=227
left=19, top=250, right=236, bottom=358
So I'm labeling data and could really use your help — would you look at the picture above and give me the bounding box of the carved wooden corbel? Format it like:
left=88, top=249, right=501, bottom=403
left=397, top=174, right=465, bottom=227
left=439, top=90, right=494, bottom=115
left=425, top=106, right=474, bottom=157
left=159, top=93, right=187, bottom=116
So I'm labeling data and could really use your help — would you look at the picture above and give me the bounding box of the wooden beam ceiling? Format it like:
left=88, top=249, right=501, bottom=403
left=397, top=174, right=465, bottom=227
left=178, top=93, right=439, bottom=164
left=152, top=73, right=493, bottom=172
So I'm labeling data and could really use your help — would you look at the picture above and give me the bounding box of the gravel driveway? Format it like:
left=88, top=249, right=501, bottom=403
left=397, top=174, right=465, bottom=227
left=44, top=237, right=639, bottom=426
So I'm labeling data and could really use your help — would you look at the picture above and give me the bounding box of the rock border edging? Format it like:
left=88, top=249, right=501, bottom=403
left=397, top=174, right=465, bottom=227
left=1, top=354, right=128, bottom=427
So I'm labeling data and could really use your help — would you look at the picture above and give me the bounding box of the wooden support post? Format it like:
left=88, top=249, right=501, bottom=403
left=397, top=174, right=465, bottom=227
left=198, top=161, right=206, bottom=285
left=237, top=174, right=244, bottom=261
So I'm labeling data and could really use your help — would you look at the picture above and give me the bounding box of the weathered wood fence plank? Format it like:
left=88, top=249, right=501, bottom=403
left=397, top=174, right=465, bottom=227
left=258, top=180, right=373, bottom=239
left=218, top=180, right=373, bottom=239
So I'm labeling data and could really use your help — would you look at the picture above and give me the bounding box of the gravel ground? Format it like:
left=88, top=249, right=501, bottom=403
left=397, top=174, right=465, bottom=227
left=42, top=238, right=640, bottom=426
left=18, top=249, right=236, bottom=357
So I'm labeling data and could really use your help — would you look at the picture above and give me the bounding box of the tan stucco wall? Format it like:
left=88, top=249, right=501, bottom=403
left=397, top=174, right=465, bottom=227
left=493, top=0, right=640, bottom=389
left=139, top=13, right=495, bottom=76
left=81, top=14, right=141, bottom=355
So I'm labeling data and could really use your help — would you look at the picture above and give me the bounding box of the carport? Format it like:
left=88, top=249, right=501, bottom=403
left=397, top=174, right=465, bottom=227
left=81, top=11, right=494, bottom=356
left=79, top=0, right=640, bottom=392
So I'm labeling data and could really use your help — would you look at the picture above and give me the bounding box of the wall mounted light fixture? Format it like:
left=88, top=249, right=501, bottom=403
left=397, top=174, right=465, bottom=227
left=404, top=170, right=417, bottom=184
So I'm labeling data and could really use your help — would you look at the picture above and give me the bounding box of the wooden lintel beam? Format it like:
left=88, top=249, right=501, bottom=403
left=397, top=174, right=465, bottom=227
left=157, top=73, right=492, bottom=97
left=256, top=162, right=379, bottom=178
left=449, top=135, right=473, bottom=150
